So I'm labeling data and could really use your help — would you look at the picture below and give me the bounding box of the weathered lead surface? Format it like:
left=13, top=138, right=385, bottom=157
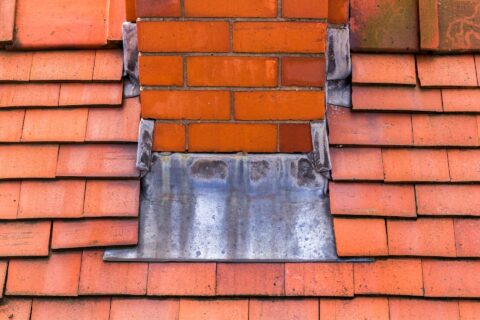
left=122, top=22, right=140, bottom=98
left=105, top=153, right=339, bottom=262
left=136, top=119, right=154, bottom=175
left=327, top=26, right=351, bottom=81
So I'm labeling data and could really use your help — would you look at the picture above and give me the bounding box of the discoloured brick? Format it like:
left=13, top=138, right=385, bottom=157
left=281, top=57, right=325, bottom=87
left=153, top=123, right=186, bottom=152
left=185, top=0, right=277, bottom=17
left=136, top=0, right=180, bottom=17
left=279, top=124, right=313, bottom=153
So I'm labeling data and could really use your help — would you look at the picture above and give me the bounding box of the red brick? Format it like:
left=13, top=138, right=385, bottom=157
left=138, top=21, right=229, bottom=52
left=417, top=55, right=478, bottom=87
left=0, top=84, right=60, bottom=108
left=413, top=115, right=479, bottom=147
left=217, top=264, right=284, bottom=296
left=56, top=144, right=138, bottom=177
left=333, top=218, right=388, bottom=256
left=52, top=219, right=138, bottom=249
left=423, top=260, right=480, bottom=297
left=279, top=124, right=313, bottom=153
left=285, top=263, right=353, bottom=296
left=30, top=51, right=95, bottom=81
left=281, top=57, right=325, bottom=87
left=234, top=22, right=326, bottom=53
left=147, top=263, right=215, bottom=296
left=382, top=149, right=450, bottom=182
left=107, top=0, right=125, bottom=42
left=416, top=185, right=480, bottom=216
left=86, top=98, right=141, bottom=142
left=0, top=145, right=58, bottom=179
left=189, top=123, right=277, bottom=153
left=59, top=83, right=123, bottom=106
left=0, top=0, right=15, bottom=43
left=141, top=90, right=230, bottom=120
left=354, top=259, right=423, bottom=295
left=179, top=300, right=248, bottom=320
left=139, top=55, right=183, bottom=86
left=136, top=0, right=180, bottom=17
left=0, top=52, right=33, bottom=81
left=387, top=218, right=456, bottom=257
left=0, top=110, right=25, bottom=142
left=110, top=298, right=179, bottom=320
left=352, top=54, right=416, bottom=85
left=0, top=221, right=50, bottom=257
left=13, top=0, right=108, bottom=49
left=6, top=252, right=81, bottom=296
left=460, top=301, right=480, bottom=320
left=328, top=0, right=348, bottom=24
left=389, top=299, right=460, bottom=320
left=454, top=219, right=480, bottom=257
left=328, top=106, right=413, bottom=145
left=18, top=180, right=85, bottom=219
left=31, top=298, right=110, bottom=320
left=282, top=0, right=327, bottom=18
left=320, top=298, right=389, bottom=320
left=0, top=182, right=20, bottom=219
left=249, top=299, right=318, bottom=320
left=22, top=108, right=88, bottom=142
left=330, top=147, right=383, bottom=181
left=330, top=183, right=416, bottom=217
left=448, top=150, right=480, bottom=182
left=153, top=123, right=186, bottom=152
left=0, top=299, right=32, bottom=320
left=236, top=91, right=324, bottom=120
left=84, top=180, right=139, bottom=217
left=79, top=250, right=148, bottom=295
left=442, top=89, right=480, bottom=112
left=187, top=56, right=277, bottom=87
left=125, top=0, right=136, bottom=21
left=352, top=86, right=442, bottom=112
left=185, top=0, right=277, bottom=17
left=93, top=50, right=123, bottom=81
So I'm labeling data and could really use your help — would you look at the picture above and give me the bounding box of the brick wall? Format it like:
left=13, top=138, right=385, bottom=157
left=133, top=0, right=337, bottom=153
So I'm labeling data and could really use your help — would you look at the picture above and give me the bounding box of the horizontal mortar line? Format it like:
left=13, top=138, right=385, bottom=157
left=150, top=119, right=320, bottom=124
left=139, top=52, right=326, bottom=57
left=138, top=17, right=328, bottom=23
left=141, top=86, right=325, bottom=91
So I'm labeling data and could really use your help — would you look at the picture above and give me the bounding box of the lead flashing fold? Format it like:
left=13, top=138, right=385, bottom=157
left=136, top=119, right=154, bottom=175
left=122, top=22, right=140, bottom=98
left=326, top=26, right=352, bottom=107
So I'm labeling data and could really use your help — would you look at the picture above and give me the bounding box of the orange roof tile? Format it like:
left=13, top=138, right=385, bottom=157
left=107, top=0, right=127, bottom=42
left=334, top=218, right=388, bottom=257
left=0, top=221, right=51, bottom=257
left=31, top=298, right=110, bottom=320
left=110, top=298, right=179, bottom=320
left=0, top=0, right=15, bottom=44
left=454, top=219, right=480, bottom=257
left=30, top=51, right=96, bottom=81
left=0, top=110, right=25, bottom=142
left=0, top=145, right=59, bottom=179
left=83, top=180, right=139, bottom=217
left=417, top=55, right=478, bottom=87
left=416, top=185, right=480, bottom=216
left=93, top=50, right=124, bottom=81
left=249, top=299, right=318, bottom=320
left=0, top=299, right=32, bottom=320
left=0, top=52, right=33, bottom=81
left=423, top=260, right=480, bottom=297
left=389, top=299, right=460, bottom=320
left=320, top=298, right=389, bottom=320
left=0, top=84, right=60, bottom=108
left=59, top=83, right=123, bottom=106
left=0, top=182, right=20, bottom=219
left=352, top=54, right=416, bottom=85
left=330, top=148, right=384, bottom=181
left=178, top=299, right=248, bottom=320
left=448, top=150, right=480, bottom=182
left=442, top=89, right=480, bottom=112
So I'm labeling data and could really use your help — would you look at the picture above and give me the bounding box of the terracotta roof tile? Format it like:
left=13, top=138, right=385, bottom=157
left=327, top=107, right=413, bottom=146
left=0, top=262, right=7, bottom=297
left=86, top=98, right=140, bottom=142
left=382, top=149, right=450, bottom=182
left=13, top=0, right=108, bottom=49
left=0, top=52, right=33, bottom=81
left=84, top=180, right=139, bottom=217
left=0, top=0, right=15, bottom=44
left=442, top=89, right=480, bottom=112
left=0, top=182, right=20, bottom=219
left=454, top=219, right=480, bottom=257
left=285, top=263, right=353, bottom=297
left=59, top=83, right=123, bottom=107
left=147, top=263, right=216, bottom=296
left=352, top=54, right=416, bottom=85
left=417, top=55, right=478, bottom=87
left=447, top=150, right=480, bottom=182
left=353, top=259, right=423, bottom=296
left=31, top=298, right=110, bottom=320
left=78, top=250, right=147, bottom=295
left=0, top=145, right=59, bottom=179
left=51, top=219, right=138, bottom=249
left=416, top=185, right=480, bottom=216
left=107, top=0, right=126, bottom=42
left=30, top=51, right=96, bottom=81
left=0, top=110, right=25, bottom=142
left=152, top=123, right=187, bottom=152
left=352, top=86, right=442, bottom=112
left=423, top=260, right=480, bottom=298
left=22, top=109, right=89, bottom=142
left=0, top=84, right=60, bottom=108
left=216, top=263, right=284, bottom=296
left=329, top=183, right=416, bottom=217
left=18, top=180, right=86, bottom=219
left=412, top=114, right=479, bottom=147
left=320, top=297, right=389, bottom=320
left=56, top=144, right=138, bottom=178
left=0, top=299, right=32, bottom=320
left=389, top=298, right=460, bottom=320
left=249, top=299, right=318, bottom=320
left=333, top=218, right=388, bottom=256
left=178, top=299, right=248, bottom=320
left=459, top=301, right=480, bottom=320
left=0, top=221, right=50, bottom=257
left=6, top=252, right=81, bottom=296
left=110, top=298, right=179, bottom=320
left=476, top=55, right=480, bottom=86
left=93, top=50, right=124, bottom=81
left=387, top=218, right=456, bottom=257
